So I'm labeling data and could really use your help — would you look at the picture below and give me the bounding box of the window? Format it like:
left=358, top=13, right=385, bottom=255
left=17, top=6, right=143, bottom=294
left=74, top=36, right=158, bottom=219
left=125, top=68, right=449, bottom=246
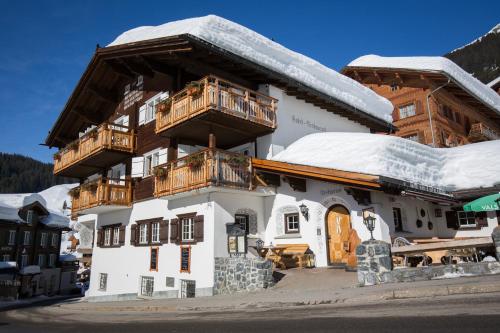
left=145, top=94, right=162, bottom=124
left=20, top=255, right=28, bottom=268
left=26, top=210, right=34, bottom=224
left=181, top=217, right=194, bottom=241
left=99, top=273, right=108, bottom=291
left=104, top=228, right=111, bottom=246
left=151, top=222, right=160, bottom=243
left=139, top=224, right=148, bottom=244
left=403, top=134, right=419, bottom=143
left=392, top=208, right=403, bottom=232
left=150, top=247, right=159, bottom=271
left=285, top=213, right=300, bottom=234
left=235, top=214, right=249, bottom=235
left=180, top=279, right=196, bottom=298
left=40, top=233, right=48, bottom=247
left=49, top=254, right=56, bottom=267
left=23, top=231, right=31, bottom=245
left=51, top=234, right=59, bottom=247
left=8, top=230, right=16, bottom=245
left=2, top=254, right=10, bottom=262
left=140, top=276, right=154, bottom=297
left=398, top=103, right=416, bottom=119
left=143, top=150, right=160, bottom=177
left=37, top=254, right=45, bottom=268
left=458, top=211, right=476, bottom=227
left=390, top=83, right=399, bottom=92
left=113, top=227, right=120, bottom=245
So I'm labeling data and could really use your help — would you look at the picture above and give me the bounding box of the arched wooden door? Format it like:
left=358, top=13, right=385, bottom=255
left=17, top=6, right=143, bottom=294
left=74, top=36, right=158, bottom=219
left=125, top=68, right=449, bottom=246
left=326, top=205, right=352, bottom=265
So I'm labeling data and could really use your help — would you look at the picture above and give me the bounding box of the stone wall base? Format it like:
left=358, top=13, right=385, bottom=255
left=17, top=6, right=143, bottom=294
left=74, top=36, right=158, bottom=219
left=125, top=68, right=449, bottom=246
left=214, top=257, right=274, bottom=295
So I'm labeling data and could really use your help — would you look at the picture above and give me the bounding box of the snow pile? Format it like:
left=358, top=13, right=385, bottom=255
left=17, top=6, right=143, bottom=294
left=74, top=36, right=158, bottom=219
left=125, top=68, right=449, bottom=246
left=272, top=132, right=500, bottom=191
left=347, top=55, right=500, bottom=116
left=59, top=254, right=77, bottom=262
left=108, top=15, right=394, bottom=123
left=39, top=183, right=76, bottom=215
left=0, top=261, right=17, bottom=269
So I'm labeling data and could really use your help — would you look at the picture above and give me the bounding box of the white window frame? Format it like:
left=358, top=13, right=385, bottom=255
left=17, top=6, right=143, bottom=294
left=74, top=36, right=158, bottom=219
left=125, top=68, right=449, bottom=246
left=40, top=232, right=48, bottom=247
left=143, top=149, right=161, bottom=177
left=113, top=227, right=120, bottom=245
left=8, top=230, right=16, bottom=245
left=104, top=228, right=111, bottom=246
left=457, top=211, right=476, bottom=228
left=139, top=224, right=148, bottom=244
left=398, top=103, right=416, bottom=119
left=285, top=213, right=300, bottom=233
left=51, top=233, right=59, bottom=247
left=21, top=255, right=28, bottom=268
left=23, top=231, right=31, bottom=246
left=49, top=254, right=56, bottom=267
left=99, top=273, right=108, bottom=291
left=144, top=93, right=163, bottom=124
left=181, top=218, right=194, bottom=241
left=151, top=222, right=160, bottom=243
left=37, top=254, right=45, bottom=267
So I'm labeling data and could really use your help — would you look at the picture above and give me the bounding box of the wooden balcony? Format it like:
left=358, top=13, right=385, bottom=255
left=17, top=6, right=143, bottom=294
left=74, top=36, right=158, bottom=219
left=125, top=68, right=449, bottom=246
left=154, top=149, right=252, bottom=198
left=468, top=123, right=499, bottom=142
left=71, top=177, right=132, bottom=216
left=155, top=76, right=277, bottom=148
left=53, top=123, right=136, bottom=178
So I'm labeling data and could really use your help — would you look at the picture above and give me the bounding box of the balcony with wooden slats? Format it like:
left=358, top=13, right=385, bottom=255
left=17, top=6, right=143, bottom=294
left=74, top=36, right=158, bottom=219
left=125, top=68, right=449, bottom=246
left=71, top=177, right=132, bottom=216
left=155, top=76, right=277, bottom=148
left=53, top=123, right=136, bottom=178
left=154, top=149, right=253, bottom=198
left=468, top=123, right=499, bottom=142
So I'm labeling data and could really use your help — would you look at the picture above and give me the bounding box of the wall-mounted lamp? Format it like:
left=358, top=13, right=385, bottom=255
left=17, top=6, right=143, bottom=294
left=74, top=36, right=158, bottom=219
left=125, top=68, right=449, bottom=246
left=256, top=238, right=264, bottom=251
left=299, top=203, right=309, bottom=221
left=363, top=215, right=376, bottom=240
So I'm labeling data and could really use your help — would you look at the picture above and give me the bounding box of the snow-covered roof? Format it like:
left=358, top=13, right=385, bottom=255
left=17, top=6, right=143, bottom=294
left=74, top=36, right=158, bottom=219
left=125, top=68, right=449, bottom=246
left=347, top=55, right=500, bottom=117
left=59, top=254, right=77, bottom=262
left=0, top=261, right=17, bottom=269
left=488, top=76, right=500, bottom=89
left=108, top=15, right=394, bottom=124
left=272, top=132, right=500, bottom=191
left=19, top=265, right=41, bottom=275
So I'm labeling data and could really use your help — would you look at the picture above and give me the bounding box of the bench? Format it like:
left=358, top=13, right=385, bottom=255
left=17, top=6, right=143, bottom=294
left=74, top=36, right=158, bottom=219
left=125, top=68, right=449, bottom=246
left=264, top=244, right=314, bottom=269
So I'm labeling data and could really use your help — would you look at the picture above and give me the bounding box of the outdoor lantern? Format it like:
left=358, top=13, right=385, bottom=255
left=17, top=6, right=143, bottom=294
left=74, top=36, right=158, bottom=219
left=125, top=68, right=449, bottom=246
left=299, top=203, right=309, bottom=221
left=363, top=215, right=376, bottom=240
left=256, top=238, right=264, bottom=250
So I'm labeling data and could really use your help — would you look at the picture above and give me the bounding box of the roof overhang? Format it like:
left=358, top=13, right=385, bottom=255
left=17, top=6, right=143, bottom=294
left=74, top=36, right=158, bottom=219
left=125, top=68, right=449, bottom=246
left=342, top=66, right=500, bottom=124
left=46, top=35, right=392, bottom=148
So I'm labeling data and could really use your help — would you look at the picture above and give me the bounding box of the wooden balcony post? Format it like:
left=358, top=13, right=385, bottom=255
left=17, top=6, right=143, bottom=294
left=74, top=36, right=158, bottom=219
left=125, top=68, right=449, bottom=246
left=209, top=133, right=216, bottom=149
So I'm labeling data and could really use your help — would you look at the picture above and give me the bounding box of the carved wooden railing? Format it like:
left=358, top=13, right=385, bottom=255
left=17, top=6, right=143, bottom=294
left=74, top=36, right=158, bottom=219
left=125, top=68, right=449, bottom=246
left=468, top=123, right=499, bottom=142
left=53, top=123, right=136, bottom=175
left=71, top=177, right=132, bottom=215
left=156, top=76, right=277, bottom=133
left=154, top=149, right=252, bottom=197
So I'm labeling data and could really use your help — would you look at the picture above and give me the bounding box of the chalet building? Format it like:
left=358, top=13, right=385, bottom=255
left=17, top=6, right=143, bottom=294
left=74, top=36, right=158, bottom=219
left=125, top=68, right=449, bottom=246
left=45, top=16, right=499, bottom=301
left=342, top=55, right=500, bottom=147
left=0, top=193, right=75, bottom=298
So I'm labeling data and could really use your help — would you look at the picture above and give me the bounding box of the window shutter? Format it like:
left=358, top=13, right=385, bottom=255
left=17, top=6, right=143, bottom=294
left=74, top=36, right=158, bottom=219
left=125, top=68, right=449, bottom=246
left=415, top=100, right=423, bottom=115
left=160, top=220, right=169, bottom=244
left=96, top=229, right=103, bottom=247
left=170, top=219, right=179, bottom=244
left=194, top=215, right=204, bottom=242
left=119, top=226, right=126, bottom=246
left=160, top=92, right=169, bottom=101
left=158, top=148, right=168, bottom=166
left=130, top=225, right=137, bottom=246
left=138, top=104, right=146, bottom=125
left=131, top=156, right=144, bottom=178
left=445, top=211, right=459, bottom=230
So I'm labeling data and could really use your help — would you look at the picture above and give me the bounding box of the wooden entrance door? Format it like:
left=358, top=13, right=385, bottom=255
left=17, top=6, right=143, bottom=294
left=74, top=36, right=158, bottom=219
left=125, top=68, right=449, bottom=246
left=326, top=205, right=351, bottom=264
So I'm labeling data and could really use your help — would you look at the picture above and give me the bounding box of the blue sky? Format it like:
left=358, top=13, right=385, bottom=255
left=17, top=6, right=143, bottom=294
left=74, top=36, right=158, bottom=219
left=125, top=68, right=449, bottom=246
left=0, top=0, right=498, bottom=163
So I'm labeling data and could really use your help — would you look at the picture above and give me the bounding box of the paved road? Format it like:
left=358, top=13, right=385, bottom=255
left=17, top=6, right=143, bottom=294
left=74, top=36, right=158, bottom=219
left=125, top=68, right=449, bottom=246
left=1, top=293, right=499, bottom=332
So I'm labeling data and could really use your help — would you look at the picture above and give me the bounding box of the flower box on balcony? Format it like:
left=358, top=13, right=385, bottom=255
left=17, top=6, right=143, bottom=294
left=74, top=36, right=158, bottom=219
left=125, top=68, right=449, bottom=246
left=226, top=155, right=249, bottom=167
left=68, top=187, right=80, bottom=198
left=82, top=181, right=98, bottom=192
left=157, top=98, right=172, bottom=113
left=153, top=167, right=167, bottom=178
left=68, top=141, right=79, bottom=151
left=186, top=154, right=205, bottom=170
left=186, top=81, right=203, bottom=96
left=53, top=152, right=61, bottom=160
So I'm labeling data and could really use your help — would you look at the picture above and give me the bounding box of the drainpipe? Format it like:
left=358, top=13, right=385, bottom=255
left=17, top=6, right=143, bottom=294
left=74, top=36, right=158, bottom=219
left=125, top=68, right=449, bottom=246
left=426, top=79, right=450, bottom=147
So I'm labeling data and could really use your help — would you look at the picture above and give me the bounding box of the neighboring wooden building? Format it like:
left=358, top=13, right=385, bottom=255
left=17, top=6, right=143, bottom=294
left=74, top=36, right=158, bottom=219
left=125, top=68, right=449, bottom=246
left=343, top=56, right=500, bottom=147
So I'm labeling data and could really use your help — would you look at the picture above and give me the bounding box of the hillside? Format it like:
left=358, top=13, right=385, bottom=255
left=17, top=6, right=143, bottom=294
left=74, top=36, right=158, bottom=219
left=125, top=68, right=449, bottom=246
left=0, top=153, right=74, bottom=193
left=445, top=24, right=500, bottom=83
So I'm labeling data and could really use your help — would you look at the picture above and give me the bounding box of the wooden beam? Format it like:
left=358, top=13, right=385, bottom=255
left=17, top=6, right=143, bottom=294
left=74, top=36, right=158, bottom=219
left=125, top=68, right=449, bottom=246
left=104, top=60, right=135, bottom=79
left=119, top=58, right=154, bottom=78
left=70, top=108, right=101, bottom=125
left=373, top=70, right=382, bottom=85
left=87, top=84, right=120, bottom=103
left=141, top=56, right=177, bottom=76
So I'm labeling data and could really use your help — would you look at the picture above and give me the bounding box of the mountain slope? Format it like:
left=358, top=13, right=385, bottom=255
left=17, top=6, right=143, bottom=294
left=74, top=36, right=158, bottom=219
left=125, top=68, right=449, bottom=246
left=0, top=153, right=74, bottom=193
left=445, top=24, right=500, bottom=83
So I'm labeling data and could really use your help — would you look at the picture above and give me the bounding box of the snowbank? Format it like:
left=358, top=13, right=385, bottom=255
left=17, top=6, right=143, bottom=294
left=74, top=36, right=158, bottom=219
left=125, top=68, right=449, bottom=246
left=39, top=183, right=77, bottom=215
left=59, top=254, right=77, bottom=262
left=272, top=132, right=500, bottom=191
left=347, top=55, right=500, bottom=117
left=108, top=15, right=393, bottom=123
left=0, top=262, right=17, bottom=269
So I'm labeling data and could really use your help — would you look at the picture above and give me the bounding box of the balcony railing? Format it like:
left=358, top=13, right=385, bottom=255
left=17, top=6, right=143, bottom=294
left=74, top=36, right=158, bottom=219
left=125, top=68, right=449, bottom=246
left=156, top=76, right=277, bottom=134
left=154, top=149, right=252, bottom=197
left=71, top=177, right=132, bottom=215
left=468, top=123, right=499, bottom=142
left=53, top=123, right=136, bottom=175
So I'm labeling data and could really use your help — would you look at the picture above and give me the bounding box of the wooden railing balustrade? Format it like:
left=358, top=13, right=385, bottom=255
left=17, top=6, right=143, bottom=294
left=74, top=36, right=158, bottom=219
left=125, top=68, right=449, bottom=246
left=156, top=76, right=277, bottom=133
left=53, top=123, right=136, bottom=174
left=468, top=123, right=499, bottom=142
left=71, top=177, right=133, bottom=215
left=154, top=149, right=252, bottom=197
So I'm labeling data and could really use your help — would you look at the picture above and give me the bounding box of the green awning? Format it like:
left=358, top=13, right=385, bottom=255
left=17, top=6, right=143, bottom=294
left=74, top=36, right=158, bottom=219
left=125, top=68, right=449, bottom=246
left=463, top=193, right=500, bottom=212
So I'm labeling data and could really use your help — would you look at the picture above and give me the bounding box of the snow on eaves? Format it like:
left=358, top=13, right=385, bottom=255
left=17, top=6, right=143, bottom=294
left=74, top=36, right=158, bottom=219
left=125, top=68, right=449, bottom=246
left=108, top=15, right=394, bottom=124
left=347, top=55, right=500, bottom=117
left=272, top=132, right=500, bottom=191
left=488, top=76, right=500, bottom=88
